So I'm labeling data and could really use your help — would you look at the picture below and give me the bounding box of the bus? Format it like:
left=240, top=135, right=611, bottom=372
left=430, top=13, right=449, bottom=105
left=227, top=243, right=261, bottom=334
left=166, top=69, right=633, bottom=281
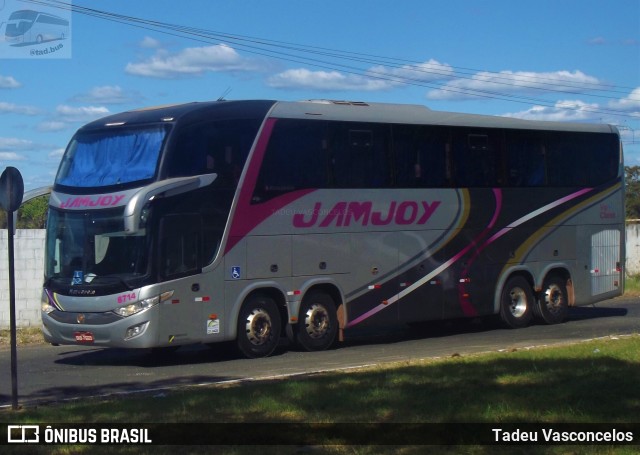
left=41, top=99, right=625, bottom=358
left=5, top=9, right=69, bottom=45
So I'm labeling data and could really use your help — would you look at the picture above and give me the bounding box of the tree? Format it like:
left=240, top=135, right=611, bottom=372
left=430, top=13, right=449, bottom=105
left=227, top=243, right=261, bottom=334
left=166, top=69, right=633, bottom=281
left=625, top=166, right=640, bottom=220
left=0, top=195, right=49, bottom=229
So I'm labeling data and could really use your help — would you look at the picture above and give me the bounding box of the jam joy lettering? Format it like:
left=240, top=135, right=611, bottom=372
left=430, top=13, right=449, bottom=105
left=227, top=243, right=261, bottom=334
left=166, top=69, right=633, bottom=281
left=59, top=195, right=126, bottom=209
left=292, top=200, right=441, bottom=228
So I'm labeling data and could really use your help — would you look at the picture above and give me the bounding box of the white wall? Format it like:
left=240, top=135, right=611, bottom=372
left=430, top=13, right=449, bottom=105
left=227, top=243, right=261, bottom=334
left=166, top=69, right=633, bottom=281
left=2, top=226, right=640, bottom=329
left=0, top=230, right=46, bottom=329
left=625, top=221, right=640, bottom=276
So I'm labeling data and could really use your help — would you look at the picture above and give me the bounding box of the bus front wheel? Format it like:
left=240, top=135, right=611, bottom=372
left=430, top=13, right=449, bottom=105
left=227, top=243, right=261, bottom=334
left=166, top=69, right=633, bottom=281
left=293, top=291, right=338, bottom=351
left=236, top=295, right=282, bottom=358
left=533, top=275, right=569, bottom=324
left=499, top=276, right=533, bottom=329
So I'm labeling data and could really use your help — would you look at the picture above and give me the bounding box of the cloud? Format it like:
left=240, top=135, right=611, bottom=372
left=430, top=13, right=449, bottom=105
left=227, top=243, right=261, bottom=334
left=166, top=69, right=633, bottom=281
left=503, top=87, right=640, bottom=123
left=426, top=70, right=603, bottom=100
left=588, top=36, right=639, bottom=47
left=35, top=105, right=110, bottom=134
left=71, top=85, right=142, bottom=104
left=367, top=59, right=455, bottom=84
left=125, top=44, right=266, bottom=78
left=55, top=105, right=110, bottom=123
left=0, top=138, right=33, bottom=162
left=139, top=36, right=161, bottom=49
left=268, top=59, right=454, bottom=91
left=0, top=75, right=21, bottom=89
left=37, top=121, right=67, bottom=132
left=0, top=101, right=41, bottom=115
left=0, top=137, right=36, bottom=151
left=267, top=68, right=390, bottom=91
left=48, top=148, right=65, bottom=160
left=0, top=152, right=27, bottom=161
left=608, top=87, right=640, bottom=114
left=502, top=99, right=602, bottom=122
left=588, top=37, right=607, bottom=45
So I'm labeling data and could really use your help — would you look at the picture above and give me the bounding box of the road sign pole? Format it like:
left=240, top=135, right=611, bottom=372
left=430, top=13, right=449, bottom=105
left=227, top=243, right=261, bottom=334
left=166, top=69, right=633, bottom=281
left=0, top=166, right=25, bottom=411
left=7, top=207, right=18, bottom=410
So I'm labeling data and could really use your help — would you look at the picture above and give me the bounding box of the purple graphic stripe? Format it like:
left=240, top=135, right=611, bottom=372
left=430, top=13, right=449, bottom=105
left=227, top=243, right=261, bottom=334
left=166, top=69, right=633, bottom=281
left=346, top=187, right=593, bottom=328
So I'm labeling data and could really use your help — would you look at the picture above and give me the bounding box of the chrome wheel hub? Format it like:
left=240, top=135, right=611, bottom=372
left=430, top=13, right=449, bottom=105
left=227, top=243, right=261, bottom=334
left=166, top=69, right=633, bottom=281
left=508, top=287, right=528, bottom=318
left=304, top=304, right=330, bottom=339
left=245, top=308, right=272, bottom=346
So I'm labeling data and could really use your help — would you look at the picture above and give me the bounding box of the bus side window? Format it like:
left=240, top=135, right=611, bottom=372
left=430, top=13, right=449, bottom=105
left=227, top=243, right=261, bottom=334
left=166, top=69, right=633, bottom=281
left=506, top=131, right=546, bottom=187
left=330, top=123, right=390, bottom=188
left=392, top=124, right=448, bottom=188
left=452, top=129, right=499, bottom=187
left=165, top=119, right=258, bottom=183
left=253, top=119, right=329, bottom=202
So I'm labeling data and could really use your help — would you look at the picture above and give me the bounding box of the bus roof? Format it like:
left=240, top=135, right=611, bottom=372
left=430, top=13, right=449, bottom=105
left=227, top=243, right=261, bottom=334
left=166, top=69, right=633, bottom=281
left=271, top=100, right=618, bottom=134
left=79, top=99, right=618, bottom=135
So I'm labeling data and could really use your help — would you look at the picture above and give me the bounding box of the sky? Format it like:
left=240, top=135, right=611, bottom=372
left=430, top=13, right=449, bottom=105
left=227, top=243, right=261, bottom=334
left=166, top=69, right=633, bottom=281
left=0, top=0, right=638, bottom=191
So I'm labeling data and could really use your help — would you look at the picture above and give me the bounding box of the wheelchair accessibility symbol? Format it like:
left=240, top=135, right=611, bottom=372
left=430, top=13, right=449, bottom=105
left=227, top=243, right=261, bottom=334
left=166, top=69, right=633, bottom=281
left=231, top=266, right=241, bottom=279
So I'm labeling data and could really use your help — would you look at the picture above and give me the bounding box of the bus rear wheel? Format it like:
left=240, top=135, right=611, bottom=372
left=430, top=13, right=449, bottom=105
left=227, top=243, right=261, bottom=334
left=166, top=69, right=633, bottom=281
left=236, top=295, right=281, bottom=358
left=533, top=275, right=568, bottom=324
left=499, top=276, right=533, bottom=329
left=293, top=291, right=338, bottom=351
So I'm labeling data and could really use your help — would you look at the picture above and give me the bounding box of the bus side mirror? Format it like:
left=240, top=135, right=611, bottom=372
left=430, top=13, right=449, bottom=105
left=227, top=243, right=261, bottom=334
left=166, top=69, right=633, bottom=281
left=123, top=173, right=216, bottom=233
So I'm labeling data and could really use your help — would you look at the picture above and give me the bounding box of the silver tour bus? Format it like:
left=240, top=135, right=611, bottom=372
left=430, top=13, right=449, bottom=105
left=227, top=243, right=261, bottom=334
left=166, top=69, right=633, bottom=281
left=41, top=100, right=625, bottom=358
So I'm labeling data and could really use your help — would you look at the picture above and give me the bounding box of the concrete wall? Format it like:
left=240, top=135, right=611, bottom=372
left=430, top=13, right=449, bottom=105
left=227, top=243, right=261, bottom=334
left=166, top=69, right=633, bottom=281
left=2, top=225, right=640, bottom=329
left=625, top=220, right=640, bottom=276
left=0, top=230, right=46, bottom=329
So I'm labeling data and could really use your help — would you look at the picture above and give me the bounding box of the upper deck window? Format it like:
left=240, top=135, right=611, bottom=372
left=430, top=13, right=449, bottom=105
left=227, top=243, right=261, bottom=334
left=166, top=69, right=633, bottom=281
left=56, top=125, right=168, bottom=188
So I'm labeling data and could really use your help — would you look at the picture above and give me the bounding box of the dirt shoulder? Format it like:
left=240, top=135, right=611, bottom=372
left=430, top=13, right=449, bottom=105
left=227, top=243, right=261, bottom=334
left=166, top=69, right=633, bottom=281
left=0, top=327, right=45, bottom=347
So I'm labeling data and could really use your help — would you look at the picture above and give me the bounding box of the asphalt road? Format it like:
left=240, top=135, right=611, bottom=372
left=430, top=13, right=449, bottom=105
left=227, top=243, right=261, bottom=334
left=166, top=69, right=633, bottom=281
left=1, top=297, right=639, bottom=408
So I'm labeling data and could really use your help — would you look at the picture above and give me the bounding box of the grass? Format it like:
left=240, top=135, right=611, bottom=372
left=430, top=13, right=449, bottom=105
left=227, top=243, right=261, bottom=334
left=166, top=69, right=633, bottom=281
left=1, top=336, right=639, bottom=454
left=624, top=275, right=640, bottom=297
left=0, top=326, right=44, bottom=346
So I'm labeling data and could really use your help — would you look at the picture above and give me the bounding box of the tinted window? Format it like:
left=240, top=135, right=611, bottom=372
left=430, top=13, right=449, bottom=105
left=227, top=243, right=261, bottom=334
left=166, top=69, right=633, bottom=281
left=392, top=124, right=448, bottom=187
left=329, top=122, right=391, bottom=188
left=253, top=119, right=391, bottom=203
left=253, top=119, right=329, bottom=202
left=165, top=119, right=260, bottom=188
left=506, top=130, right=546, bottom=187
left=546, top=132, right=619, bottom=187
left=451, top=128, right=502, bottom=187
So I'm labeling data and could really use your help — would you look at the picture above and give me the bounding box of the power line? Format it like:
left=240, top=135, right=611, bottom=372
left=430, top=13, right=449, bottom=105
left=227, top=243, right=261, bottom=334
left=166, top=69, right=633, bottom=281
left=23, top=0, right=640, bottom=118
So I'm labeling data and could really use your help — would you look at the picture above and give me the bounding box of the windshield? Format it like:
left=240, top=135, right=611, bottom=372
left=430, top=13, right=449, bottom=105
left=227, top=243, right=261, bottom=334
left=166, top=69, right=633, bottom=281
left=5, top=10, right=37, bottom=37
left=45, top=207, right=151, bottom=290
left=55, top=125, right=169, bottom=188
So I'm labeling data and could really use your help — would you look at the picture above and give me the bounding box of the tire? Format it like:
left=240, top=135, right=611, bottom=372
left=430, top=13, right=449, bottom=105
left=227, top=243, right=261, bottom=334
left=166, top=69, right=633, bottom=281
left=533, top=275, right=569, bottom=325
left=293, top=291, right=338, bottom=351
left=499, top=276, right=534, bottom=329
left=236, top=295, right=281, bottom=358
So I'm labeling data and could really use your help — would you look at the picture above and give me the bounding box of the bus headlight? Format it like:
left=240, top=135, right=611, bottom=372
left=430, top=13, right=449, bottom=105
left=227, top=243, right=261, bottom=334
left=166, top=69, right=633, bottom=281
left=113, top=290, right=174, bottom=317
left=41, top=291, right=56, bottom=315
left=42, top=302, right=56, bottom=315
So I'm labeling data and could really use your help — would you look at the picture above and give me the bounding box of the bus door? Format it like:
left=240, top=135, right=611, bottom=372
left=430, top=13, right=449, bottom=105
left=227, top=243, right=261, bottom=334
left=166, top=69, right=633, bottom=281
left=156, top=213, right=204, bottom=344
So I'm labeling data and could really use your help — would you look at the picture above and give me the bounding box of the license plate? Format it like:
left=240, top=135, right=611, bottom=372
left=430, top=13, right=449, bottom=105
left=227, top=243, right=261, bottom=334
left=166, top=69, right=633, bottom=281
left=74, top=331, right=95, bottom=343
